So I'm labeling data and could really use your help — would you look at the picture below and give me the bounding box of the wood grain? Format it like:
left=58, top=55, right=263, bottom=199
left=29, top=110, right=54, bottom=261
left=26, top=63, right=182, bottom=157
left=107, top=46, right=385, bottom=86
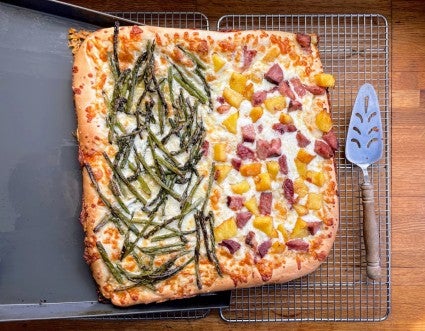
left=3, top=0, right=425, bottom=330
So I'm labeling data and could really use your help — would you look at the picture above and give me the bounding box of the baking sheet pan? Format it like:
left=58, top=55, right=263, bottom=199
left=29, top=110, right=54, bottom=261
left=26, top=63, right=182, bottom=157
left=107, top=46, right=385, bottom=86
left=0, top=1, right=230, bottom=322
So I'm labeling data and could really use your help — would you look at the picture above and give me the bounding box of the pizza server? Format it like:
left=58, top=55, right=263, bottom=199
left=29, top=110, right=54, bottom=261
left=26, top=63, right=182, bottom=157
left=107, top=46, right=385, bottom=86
left=345, top=83, right=383, bottom=280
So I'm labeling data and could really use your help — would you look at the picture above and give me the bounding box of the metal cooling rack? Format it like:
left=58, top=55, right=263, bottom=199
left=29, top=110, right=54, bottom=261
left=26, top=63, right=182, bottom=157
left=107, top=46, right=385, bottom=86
left=93, top=11, right=210, bottom=321
left=217, top=14, right=391, bottom=322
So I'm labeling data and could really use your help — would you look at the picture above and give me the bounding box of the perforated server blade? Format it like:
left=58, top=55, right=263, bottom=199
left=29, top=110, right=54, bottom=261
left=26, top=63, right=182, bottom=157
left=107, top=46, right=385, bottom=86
left=345, top=83, right=383, bottom=280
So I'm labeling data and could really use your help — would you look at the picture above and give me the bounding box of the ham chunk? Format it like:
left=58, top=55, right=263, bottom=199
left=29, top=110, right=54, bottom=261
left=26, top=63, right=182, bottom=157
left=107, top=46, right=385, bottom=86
left=236, top=211, right=252, bottom=228
left=227, top=196, right=244, bottom=211
left=258, top=240, right=272, bottom=258
left=259, top=192, right=273, bottom=215
left=272, top=123, right=297, bottom=134
left=278, top=154, right=288, bottom=174
left=245, top=231, right=257, bottom=249
left=242, top=46, right=257, bottom=71
left=283, top=178, right=294, bottom=204
left=296, top=33, right=311, bottom=49
left=264, top=63, right=284, bottom=84
left=322, top=129, right=338, bottom=151
left=288, top=100, right=302, bottom=111
left=219, top=239, right=241, bottom=254
left=237, top=143, right=256, bottom=160
left=286, top=239, right=309, bottom=252
left=290, top=77, right=306, bottom=97
left=307, top=221, right=322, bottom=235
left=304, top=84, right=326, bottom=95
left=314, top=140, right=334, bottom=159
left=256, top=139, right=282, bottom=160
left=296, top=131, right=311, bottom=147
left=201, top=140, right=209, bottom=156
left=241, top=124, right=256, bottom=143
left=231, top=158, right=242, bottom=171
left=252, top=91, right=267, bottom=106
left=278, top=81, right=296, bottom=100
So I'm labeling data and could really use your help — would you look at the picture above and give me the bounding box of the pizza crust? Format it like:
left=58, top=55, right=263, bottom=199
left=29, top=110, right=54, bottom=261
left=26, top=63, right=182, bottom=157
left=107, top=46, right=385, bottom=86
left=73, top=25, right=339, bottom=307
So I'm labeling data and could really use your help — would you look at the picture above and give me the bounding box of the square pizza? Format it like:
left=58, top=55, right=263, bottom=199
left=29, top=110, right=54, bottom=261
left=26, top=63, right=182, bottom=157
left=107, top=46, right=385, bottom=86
left=72, top=23, right=338, bottom=306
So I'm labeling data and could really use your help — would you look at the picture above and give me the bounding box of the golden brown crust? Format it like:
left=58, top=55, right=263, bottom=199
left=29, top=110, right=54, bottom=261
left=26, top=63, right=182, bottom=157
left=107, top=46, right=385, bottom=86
left=73, top=25, right=339, bottom=307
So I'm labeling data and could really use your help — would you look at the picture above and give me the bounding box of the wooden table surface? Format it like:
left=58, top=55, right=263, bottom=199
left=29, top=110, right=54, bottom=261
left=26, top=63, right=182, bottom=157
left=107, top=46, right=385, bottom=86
left=3, top=0, right=425, bottom=330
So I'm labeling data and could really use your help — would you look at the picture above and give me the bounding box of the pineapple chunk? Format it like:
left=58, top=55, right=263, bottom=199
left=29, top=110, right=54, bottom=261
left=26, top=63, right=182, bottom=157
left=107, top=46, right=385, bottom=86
left=296, top=149, right=316, bottom=164
left=294, top=177, right=309, bottom=198
left=254, top=173, right=272, bottom=191
left=223, top=87, right=244, bottom=108
left=231, top=180, right=250, bottom=194
left=244, top=196, right=259, bottom=215
left=279, top=112, right=293, bottom=124
left=213, top=143, right=227, bottom=162
left=264, top=95, right=286, bottom=113
left=214, top=217, right=237, bottom=242
left=266, top=161, right=280, bottom=179
left=229, top=72, right=248, bottom=94
left=277, top=224, right=290, bottom=242
left=240, top=163, right=262, bottom=177
left=315, top=110, right=333, bottom=133
left=271, top=241, right=287, bottom=253
left=222, top=111, right=239, bottom=134
left=290, top=218, right=309, bottom=238
left=212, top=53, right=226, bottom=72
left=275, top=202, right=287, bottom=217
left=262, top=46, right=280, bottom=62
left=253, top=216, right=278, bottom=238
left=214, top=164, right=232, bottom=184
left=305, top=170, right=326, bottom=187
left=249, top=106, right=264, bottom=123
left=294, top=158, right=308, bottom=178
left=314, top=73, right=335, bottom=88
left=306, top=193, right=323, bottom=210
left=293, top=204, right=309, bottom=216
left=243, top=82, right=254, bottom=100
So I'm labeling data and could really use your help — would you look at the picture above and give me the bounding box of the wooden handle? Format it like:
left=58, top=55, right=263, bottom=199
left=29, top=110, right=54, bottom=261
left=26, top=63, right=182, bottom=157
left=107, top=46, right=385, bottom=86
left=361, top=182, right=381, bottom=280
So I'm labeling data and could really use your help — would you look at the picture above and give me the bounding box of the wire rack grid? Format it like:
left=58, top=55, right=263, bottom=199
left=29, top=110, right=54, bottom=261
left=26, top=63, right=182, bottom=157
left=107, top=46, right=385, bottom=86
left=217, top=14, right=391, bottom=323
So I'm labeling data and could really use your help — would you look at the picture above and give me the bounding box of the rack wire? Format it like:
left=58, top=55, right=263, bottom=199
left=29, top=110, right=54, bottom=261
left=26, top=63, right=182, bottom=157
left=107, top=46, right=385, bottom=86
left=217, top=14, right=391, bottom=322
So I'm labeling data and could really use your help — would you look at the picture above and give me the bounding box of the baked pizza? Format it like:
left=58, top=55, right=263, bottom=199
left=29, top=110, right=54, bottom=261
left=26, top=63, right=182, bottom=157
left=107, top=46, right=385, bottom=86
left=72, top=23, right=339, bottom=307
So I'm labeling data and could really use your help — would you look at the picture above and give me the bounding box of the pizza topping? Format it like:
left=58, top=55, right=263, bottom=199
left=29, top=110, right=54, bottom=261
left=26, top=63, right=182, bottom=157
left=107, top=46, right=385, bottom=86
left=216, top=104, right=231, bottom=114
left=304, top=84, right=326, bottom=95
left=236, top=211, right=253, bottom=228
left=237, top=143, right=256, bottom=160
left=256, top=139, right=282, bottom=159
left=259, top=192, right=273, bottom=215
left=272, top=123, right=297, bottom=134
left=258, top=240, right=272, bottom=258
left=227, top=196, right=245, bottom=211
left=241, top=124, right=256, bottom=143
left=202, top=140, right=210, bottom=156
left=286, top=239, right=309, bottom=252
left=242, top=46, right=257, bottom=71
left=322, top=129, right=338, bottom=151
left=219, top=239, right=241, bottom=254
left=264, top=63, right=284, bottom=85
left=290, top=77, right=306, bottom=97
left=288, top=100, right=303, bottom=111
left=296, top=131, right=311, bottom=147
left=245, top=231, right=258, bottom=249
left=278, top=81, right=296, bottom=100
left=314, top=140, right=334, bottom=159
left=283, top=178, right=295, bottom=204
left=231, top=158, right=242, bottom=171
left=278, top=154, right=289, bottom=174
left=307, top=221, right=322, bottom=235
left=252, top=90, right=267, bottom=106
left=296, top=33, right=311, bottom=49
